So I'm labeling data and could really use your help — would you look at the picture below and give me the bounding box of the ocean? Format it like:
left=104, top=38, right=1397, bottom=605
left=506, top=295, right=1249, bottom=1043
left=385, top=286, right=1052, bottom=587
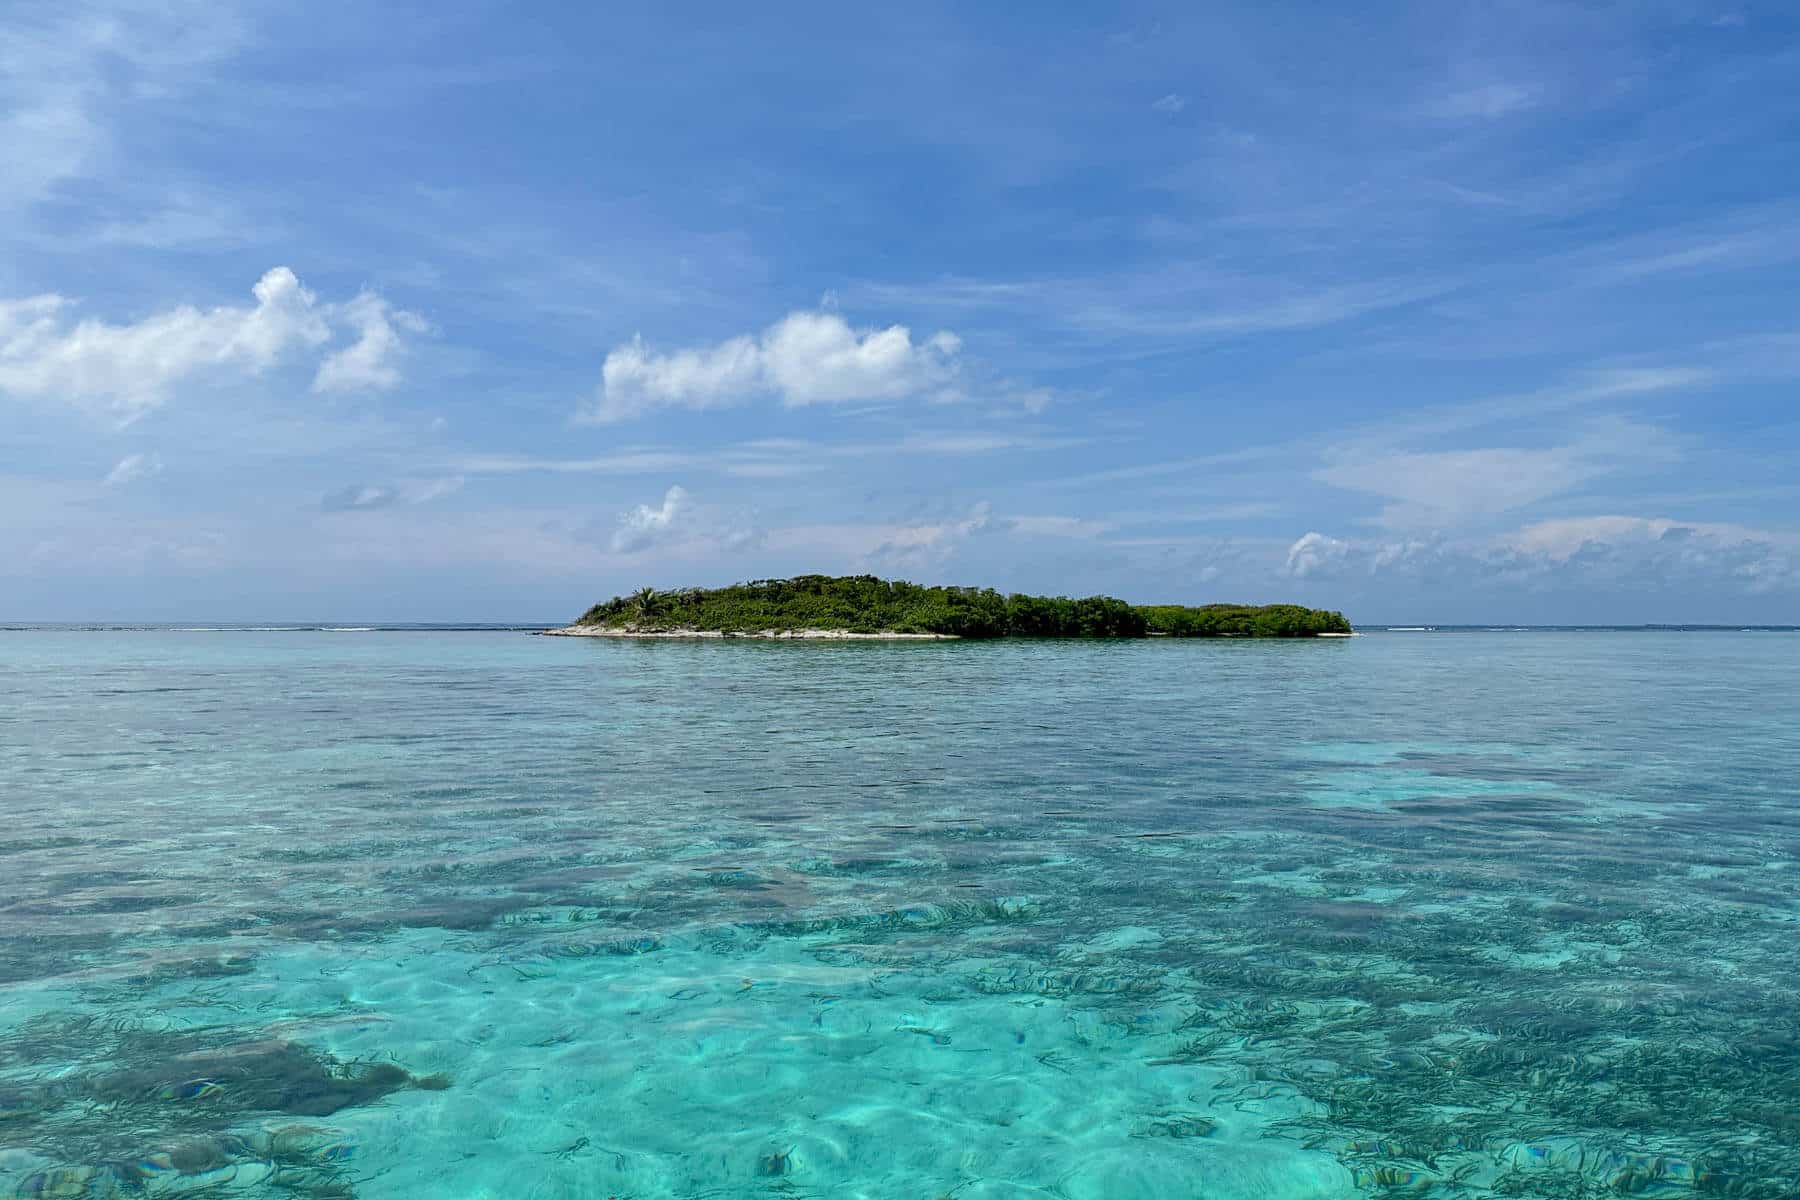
left=2, top=628, right=1796, bottom=1198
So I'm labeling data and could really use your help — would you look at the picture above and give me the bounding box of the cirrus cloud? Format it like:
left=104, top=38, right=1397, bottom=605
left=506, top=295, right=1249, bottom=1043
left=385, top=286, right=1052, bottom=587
left=1314, top=418, right=1679, bottom=531
left=321, top=476, right=464, bottom=512
left=102, top=451, right=164, bottom=488
left=1008, top=514, right=1114, bottom=539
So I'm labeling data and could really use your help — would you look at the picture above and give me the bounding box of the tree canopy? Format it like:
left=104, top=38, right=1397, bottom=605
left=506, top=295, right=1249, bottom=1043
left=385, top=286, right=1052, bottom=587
left=575, top=575, right=1351, bottom=638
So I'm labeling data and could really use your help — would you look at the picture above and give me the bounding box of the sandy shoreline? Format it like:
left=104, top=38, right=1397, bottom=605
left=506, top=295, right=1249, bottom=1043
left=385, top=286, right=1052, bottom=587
left=542, top=626, right=1356, bottom=640
left=538, top=626, right=959, bottom=640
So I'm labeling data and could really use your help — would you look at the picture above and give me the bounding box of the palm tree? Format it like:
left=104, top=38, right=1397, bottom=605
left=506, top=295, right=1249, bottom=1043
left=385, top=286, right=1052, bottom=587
left=628, top=587, right=664, bottom=623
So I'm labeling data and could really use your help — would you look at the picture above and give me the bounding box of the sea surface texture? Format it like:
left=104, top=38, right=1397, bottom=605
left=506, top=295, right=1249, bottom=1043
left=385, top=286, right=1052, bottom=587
left=2, top=630, right=1797, bottom=1199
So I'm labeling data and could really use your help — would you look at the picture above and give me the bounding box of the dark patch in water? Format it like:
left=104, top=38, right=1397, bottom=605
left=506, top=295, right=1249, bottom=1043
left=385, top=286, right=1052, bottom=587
left=0, top=1015, right=447, bottom=1186
left=95, top=1038, right=447, bottom=1117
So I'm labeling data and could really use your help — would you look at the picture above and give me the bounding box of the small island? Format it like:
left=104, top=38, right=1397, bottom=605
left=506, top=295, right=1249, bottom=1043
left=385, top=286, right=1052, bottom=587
left=543, top=575, right=1352, bottom=639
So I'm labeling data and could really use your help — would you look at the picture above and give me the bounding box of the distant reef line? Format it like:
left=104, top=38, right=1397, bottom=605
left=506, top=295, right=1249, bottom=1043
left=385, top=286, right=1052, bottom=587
left=546, top=575, right=1352, bottom=640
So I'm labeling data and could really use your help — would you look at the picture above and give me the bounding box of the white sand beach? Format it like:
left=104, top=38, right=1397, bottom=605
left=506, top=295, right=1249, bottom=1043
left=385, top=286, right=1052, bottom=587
left=539, top=626, right=958, bottom=640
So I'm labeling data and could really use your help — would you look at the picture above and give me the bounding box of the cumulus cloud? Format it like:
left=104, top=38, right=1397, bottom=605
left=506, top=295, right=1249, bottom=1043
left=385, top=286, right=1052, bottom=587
left=313, top=292, right=430, bottom=393
left=595, top=336, right=762, bottom=421
left=1151, top=93, right=1187, bottom=114
left=102, top=451, right=164, bottom=488
left=0, top=268, right=327, bottom=421
left=610, top=485, right=691, bottom=553
left=764, top=312, right=960, bottom=405
left=0, top=268, right=425, bottom=422
left=584, top=310, right=961, bottom=423
left=1286, top=531, right=1348, bottom=578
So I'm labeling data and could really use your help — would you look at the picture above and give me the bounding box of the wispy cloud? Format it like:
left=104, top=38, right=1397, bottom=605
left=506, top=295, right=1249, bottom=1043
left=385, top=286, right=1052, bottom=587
left=1432, top=82, right=1539, bottom=121
left=1008, top=515, right=1114, bottom=539
left=1287, top=516, right=1800, bottom=593
left=1315, top=417, right=1679, bottom=530
left=1316, top=367, right=1710, bottom=448
left=857, top=270, right=1447, bottom=346
left=864, top=502, right=992, bottom=571
left=321, top=476, right=463, bottom=512
left=456, top=451, right=706, bottom=476
left=896, top=431, right=1085, bottom=455
left=0, top=3, right=249, bottom=216
left=103, top=452, right=164, bottom=488
left=455, top=429, right=1081, bottom=480
left=1072, top=279, right=1449, bottom=339
left=1052, top=444, right=1303, bottom=490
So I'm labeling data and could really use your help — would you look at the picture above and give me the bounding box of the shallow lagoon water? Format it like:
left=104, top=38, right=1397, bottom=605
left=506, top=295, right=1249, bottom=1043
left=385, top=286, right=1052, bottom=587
left=2, top=630, right=1797, bottom=1198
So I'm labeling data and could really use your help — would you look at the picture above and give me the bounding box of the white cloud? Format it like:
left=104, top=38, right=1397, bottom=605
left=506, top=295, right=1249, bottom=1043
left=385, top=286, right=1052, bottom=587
left=0, top=268, right=329, bottom=421
left=321, top=476, right=464, bottom=512
left=584, top=310, right=961, bottom=423
left=406, top=476, right=465, bottom=504
left=1315, top=419, right=1678, bottom=530
left=1317, top=445, right=1599, bottom=528
left=1433, top=82, right=1538, bottom=120
left=898, top=430, right=1079, bottom=454
left=1151, top=93, right=1187, bottom=114
left=724, top=461, right=821, bottom=479
left=1501, top=517, right=1798, bottom=590
left=0, top=4, right=249, bottom=216
left=0, top=268, right=425, bottom=422
left=1504, top=515, right=1683, bottom=561
left=459, top=450, right=705, bottom=475
left=454, top=429, right=1063, bottom=483
left=322, top=484, right=399, bottom=512
left=596, top=334, right=762, bottom=421
left=1008, top=515, right=1113, bottom=539
left=1286, top=531, right=1349, bottom=579
left=103, top=451, right=164, bottom=488
left=611, top=485, right=691, bottom=553
left=1286, top=531, right=1434, bottom=578
left=865, top=502, right=992, bottom=570
left=313, top=292, right=429, bottom=393
left=763, top=312, right=960, bottom=406
left=1286, top=517, right=1800, bottom=593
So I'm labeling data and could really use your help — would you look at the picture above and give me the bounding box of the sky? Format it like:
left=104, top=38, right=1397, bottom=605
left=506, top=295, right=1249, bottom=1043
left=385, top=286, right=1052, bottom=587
left=4, top=1, right=1799, bottom=623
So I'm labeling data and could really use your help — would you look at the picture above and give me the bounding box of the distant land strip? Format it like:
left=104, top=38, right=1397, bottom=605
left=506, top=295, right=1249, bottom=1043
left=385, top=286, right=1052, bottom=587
left=543, top=575, right=1352, bottom=639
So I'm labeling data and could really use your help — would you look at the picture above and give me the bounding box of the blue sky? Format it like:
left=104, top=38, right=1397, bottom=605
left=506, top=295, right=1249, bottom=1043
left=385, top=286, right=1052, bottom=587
left=4, top=2, right=1799, bottom=622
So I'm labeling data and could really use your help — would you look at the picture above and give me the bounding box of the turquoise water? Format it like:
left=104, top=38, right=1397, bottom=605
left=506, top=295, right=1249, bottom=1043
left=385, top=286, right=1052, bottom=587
left=2, top=631, right=1797, bottom=1199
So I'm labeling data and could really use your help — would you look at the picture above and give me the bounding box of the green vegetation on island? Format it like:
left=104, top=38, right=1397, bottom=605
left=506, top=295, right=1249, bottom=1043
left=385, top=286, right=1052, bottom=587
left=574, top=575, right=1351, bottom=638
